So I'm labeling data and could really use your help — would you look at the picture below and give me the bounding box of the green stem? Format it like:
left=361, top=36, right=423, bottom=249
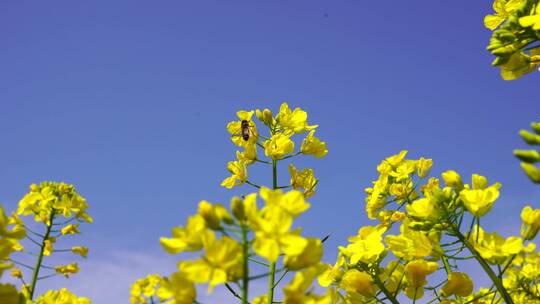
left=452, top=225, right=514, bottom=304
left=442, top=256, right=452, bottom=274
left=267, top=262, right=276, bottom=304
left=241, top=224, right=249, bottom=304
left=267, top=159, right=278, bottom=304
left=29, top=213, right=55, bottom=300
left=371, top=268, right=400, bottom=304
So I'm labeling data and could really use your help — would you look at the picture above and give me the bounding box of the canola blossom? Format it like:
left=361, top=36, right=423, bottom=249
left=2, top=103, right=539, bottom=304
left=485, top=0, right=540, bottom=80
left=0, top=182, right=92, bottom=303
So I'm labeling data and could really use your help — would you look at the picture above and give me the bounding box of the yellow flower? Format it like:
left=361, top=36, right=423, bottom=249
left=259, top=188, right=310, bottom=218
left=156, top=272, right=196, bottom=304
left=519, top=3, right=540, bottom=30
left=221, top=160, right=248, bottom=189
left=61, top=224, right=80, bottom=235
left=382, top=260, right=405, bottom=294
left=0, top=205, right=26, bottom=269
left=383, top=150, right=408, bottom=167
left=345, top=225, right=387, bottom=264
left=284, top=238, right=323, bottom=271
left=283, top=266, right=330, bottom=304
left=71, top=246, right=89, bottom=258
left=44, top=237, right=56, bottom=256
left=276, top=102, right=318, bottom=134
left=251, top=210, right=307, bottom=262
left=300, top=130, right=328, bottom=158
left=179, top=234, right=243, bottom=292
left=226, top=110, right=258, bottom=147
left=34, top=288, right=90, bottom=304
left=484, top=0, right=525, bottom=30
left=385, top=221, right=433, bottom=260
left=318, top=253, right=346, bottom=287
left=416, top=157, right=433, bottom=178
left=521, top=205, right=540, bottom=240
left=469, top=225, right=526, bottom=264
left=130, top=274, right=161, bottom=303
left=55, top=263, right=79, bottom=278
left=252, top=295, right=269, bottom=304
left=247, top=194, right=308, bottom=263
left=389, top=160, right=416, bottom=182
left=17, top=182, right=92, bottom=224
left=441, top=170, right=463, bottom=189
left=365, top=174, right=390, bottom=219
left=264, top=133, right=295, bottom=160
left=0, top=284, right=21, bottom=304
left=289, top=164, right=318, bottom=198
left=230, top=196, right=246, bottom=221
left=404, top=259, right=438, bottom=300
left=340, top=269, right=377, bottom=298
left=406, top=197, right=439, bottom=220
left=440, top=272, right=474, bottom=298
left=197, top=201, right=232, bottom=230
left=459, top=175, right=501, bottom=217
left=159, top=215, right=212, bottom=254
left=499, top=51, right=537, bottom=81
left=236, top=143, right=257, bottom=164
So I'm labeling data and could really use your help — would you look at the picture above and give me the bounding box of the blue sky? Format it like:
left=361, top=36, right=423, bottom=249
left=1, top=0, right=539, bottom=303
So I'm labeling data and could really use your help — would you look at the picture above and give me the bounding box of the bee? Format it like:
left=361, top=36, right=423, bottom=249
left=231, top=120, right=256, bottom=142
left=241, top=120, right=251, bottom=141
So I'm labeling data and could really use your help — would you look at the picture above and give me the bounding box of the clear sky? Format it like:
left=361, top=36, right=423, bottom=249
left=1, top=1, right=539, bottom=303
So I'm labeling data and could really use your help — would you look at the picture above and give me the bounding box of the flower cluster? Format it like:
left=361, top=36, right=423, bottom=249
left=320, top=150, right=539, bottom=303
left=134, top=105, right=540, bottom=304
left=221, top=102, right=327, bottom=197
left=485, top=0, right=540, bottom=80
left=136, top=103, right=329, bottom=304
left=0, top=182, right=92, bottom=303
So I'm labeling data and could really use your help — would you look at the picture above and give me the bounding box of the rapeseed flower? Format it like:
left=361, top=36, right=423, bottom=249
left=340, top=269, right=377, bottom=298
left=284, top=238, right=323, bottom=270
left=404, top=259, right=438, bottom=300
left=289, top=164, right=318, bottom=198
left=440, top=272, right=474, bottom=298
left=300, top=130, right=327, bottom=158
left=179, top=234, right=242, bottom=292
left=160, top=215, right=212, bottom=254
left=385, top=221, right=433, bottom=260
left=221, top=160, right=248, bottom=189
left=227, top=110, right=258, bottom=147
left=521, top=205, right=540, bottom=240
left=459, top=174, right=501, bottom=217
left=55, top=263, right=79, bottom=278
left=35, top=288, right=90, bottom=304
left=484, top=0, right=525, bottom=30
left=276, top=102, right=317, bottom=134
left=156, top=272, right=196, bottom=304
left=345, top=225, right=387, bottom=264
left=264, top=133, right=294, bottom=160
left=283, top=266, right=330, bottom=304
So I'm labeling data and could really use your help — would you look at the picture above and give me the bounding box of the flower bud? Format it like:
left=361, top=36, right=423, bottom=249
left=440, top=272, right=473, bottom=297
left=514, top=149, right=540, bottom=163
left=521, top=162, right=540, bottom=183
left=256, top=108, right=273, bottom=125
left=231, top=196, right=245, bottom=221
left=520, top=129, right=540, bottom=145
left=531, top=122, right=540, bottom=135
left=521, top=205, right=540, bottom=241
left=30, top=184, right=40, bottom=192
left=441, top=170, right=463, bottom=190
